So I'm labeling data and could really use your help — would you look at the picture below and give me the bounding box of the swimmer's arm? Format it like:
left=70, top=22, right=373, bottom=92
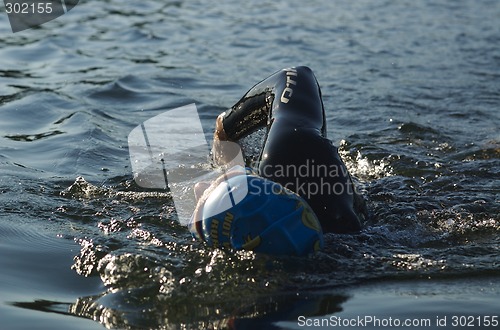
left=215, top=67, right=295, bottom=142
left=215, top=92, right=270, bottom=142
left=215, top=66, right=325, bottom=142
left=212, top=87, right=272, bottom=164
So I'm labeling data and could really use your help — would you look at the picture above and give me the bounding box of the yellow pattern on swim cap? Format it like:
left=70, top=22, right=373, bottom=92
left=314, top=240, right=321, bottom=252
left=296, top=200, right=321, bottom=232
left=242, top=234, right=262, bottom=250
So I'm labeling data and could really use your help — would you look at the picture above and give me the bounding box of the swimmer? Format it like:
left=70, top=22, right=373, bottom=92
left=189, top=66, right=367, bottom=255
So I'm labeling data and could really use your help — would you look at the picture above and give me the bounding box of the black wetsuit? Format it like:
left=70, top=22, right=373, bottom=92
left=221, top=66, right=367, bottom=233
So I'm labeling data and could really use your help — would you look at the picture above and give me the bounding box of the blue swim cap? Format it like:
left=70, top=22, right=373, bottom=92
left=189, top=170, right=324, bottom=256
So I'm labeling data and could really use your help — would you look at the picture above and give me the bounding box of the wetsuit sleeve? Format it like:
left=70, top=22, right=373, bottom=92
left=222, top=66, right=327, bottom=141
left=222, top=92, right=270, bottom=141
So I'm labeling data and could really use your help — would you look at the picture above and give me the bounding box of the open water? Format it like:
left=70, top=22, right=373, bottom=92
left=0, top=0, right=499, bottom=329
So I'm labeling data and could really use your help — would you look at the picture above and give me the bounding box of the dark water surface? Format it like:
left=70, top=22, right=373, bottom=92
left=1, top=0, right=499, bottom=329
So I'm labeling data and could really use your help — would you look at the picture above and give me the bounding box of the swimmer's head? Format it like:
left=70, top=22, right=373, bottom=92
left=189, top=168, right=324, bottom=256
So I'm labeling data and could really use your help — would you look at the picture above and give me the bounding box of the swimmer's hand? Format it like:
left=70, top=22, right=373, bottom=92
left=212, top=112, right=243, bottom=166
left=214, top=112, right=228, bottom=141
